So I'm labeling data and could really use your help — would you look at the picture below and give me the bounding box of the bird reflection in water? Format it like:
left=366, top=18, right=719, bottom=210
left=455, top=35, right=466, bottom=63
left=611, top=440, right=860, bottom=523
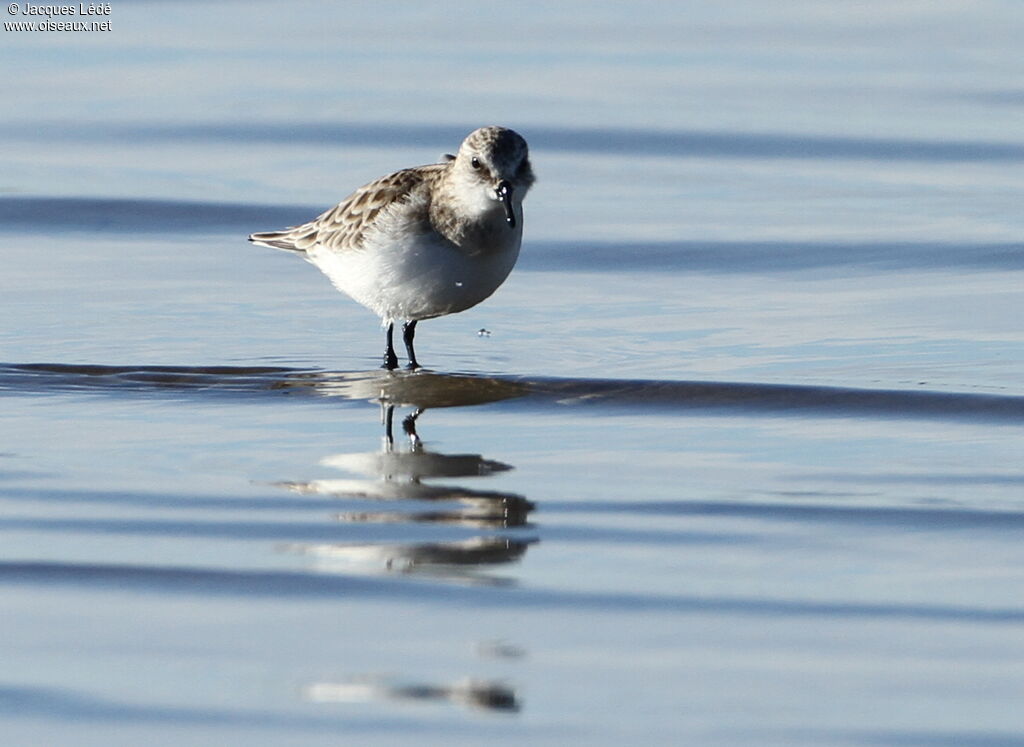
left=277, top=371, right=536, bottom=585
left=305, top=675, right=520, bottom=714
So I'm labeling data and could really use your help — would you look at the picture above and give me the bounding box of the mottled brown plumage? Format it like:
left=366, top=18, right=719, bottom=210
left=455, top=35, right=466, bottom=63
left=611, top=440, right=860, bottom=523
left=252, top=164, right=448, bottom=253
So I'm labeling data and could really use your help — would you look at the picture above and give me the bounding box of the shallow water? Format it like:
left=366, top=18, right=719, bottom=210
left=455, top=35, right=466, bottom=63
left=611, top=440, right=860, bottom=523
left=3, top=2, right=1024, bottom=745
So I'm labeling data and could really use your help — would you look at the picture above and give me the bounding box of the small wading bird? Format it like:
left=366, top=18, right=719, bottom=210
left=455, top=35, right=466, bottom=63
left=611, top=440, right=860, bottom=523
left=249, top=126, right=534, bottom=370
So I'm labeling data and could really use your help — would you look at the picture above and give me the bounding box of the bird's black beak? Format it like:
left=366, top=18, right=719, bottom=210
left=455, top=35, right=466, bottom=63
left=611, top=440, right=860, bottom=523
left=496, top=180, right=515, bottom=228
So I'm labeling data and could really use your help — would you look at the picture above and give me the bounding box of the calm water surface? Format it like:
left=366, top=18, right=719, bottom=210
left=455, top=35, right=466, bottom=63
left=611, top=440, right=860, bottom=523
left=3, top=3, right=1024, bottom=745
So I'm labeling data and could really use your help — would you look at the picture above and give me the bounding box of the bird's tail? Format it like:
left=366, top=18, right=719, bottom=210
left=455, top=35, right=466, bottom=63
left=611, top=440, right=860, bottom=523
left=248, top=225, right=317, bottom=253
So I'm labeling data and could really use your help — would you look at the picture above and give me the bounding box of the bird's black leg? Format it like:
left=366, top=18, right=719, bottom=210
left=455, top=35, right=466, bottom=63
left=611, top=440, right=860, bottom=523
left=383, top=322, right=399, bottom=370
left=381, top=402, right=395, bottom=449
left=402, top=320, right=420, bottom=370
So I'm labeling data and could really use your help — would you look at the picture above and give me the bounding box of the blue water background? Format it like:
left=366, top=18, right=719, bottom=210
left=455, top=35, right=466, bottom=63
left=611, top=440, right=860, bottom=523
left=2, top=2, right=1024, bottom=744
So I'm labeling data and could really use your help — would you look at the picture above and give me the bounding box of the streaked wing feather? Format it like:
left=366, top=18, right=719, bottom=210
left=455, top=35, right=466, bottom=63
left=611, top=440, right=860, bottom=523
left=313, top=165, right=444, bottom=251
left=249, top=163, right=446, bottom=253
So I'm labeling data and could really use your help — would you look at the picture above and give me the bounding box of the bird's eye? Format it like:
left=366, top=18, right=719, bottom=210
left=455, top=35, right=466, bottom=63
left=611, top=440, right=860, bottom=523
left=471, top=157, right=481, bottom=170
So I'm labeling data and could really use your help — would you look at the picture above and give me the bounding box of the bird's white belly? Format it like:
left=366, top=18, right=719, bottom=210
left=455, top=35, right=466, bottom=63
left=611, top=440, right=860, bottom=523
left=307, top=230, right=521, bottom=323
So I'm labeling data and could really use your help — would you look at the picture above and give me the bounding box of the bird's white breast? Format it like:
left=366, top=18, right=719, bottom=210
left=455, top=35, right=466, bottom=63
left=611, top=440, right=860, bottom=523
left=307, top=194, right=523, bottom=324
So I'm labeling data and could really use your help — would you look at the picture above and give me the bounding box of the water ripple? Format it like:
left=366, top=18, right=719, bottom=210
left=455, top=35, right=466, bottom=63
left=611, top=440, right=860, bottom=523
left=2, top=363, right=1023, bottom=424
left=5, top=120, right=1022, bottom=162
left=1, top=560, right=1021, bottom=624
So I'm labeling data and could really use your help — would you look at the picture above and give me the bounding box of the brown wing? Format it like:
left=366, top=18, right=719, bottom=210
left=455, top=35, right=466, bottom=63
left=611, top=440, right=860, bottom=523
left=249, top=164, right=446, bottom=254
